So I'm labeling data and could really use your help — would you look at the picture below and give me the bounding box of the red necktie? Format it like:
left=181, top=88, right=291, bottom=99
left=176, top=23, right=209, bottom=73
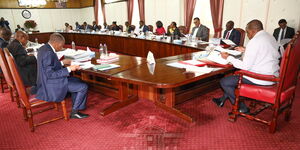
left=225, top=31, right=230, bottom=39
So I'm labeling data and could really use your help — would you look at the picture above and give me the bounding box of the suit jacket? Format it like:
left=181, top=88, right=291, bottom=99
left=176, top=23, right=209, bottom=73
left=139, top=25, right=149, bottom=32
left=273, top=26, right=295, bottom=41
left=7, top=39, right=37, bottom=86
left=223, top=29, right=241, bottom=45
left=191, top=25, right=209, bottom=41
left=92, top=25, right=99, bottom=31
left=0, top=37, right=8, bottom=49
left=36, top=44, right=70, bottom=102
left=111, top=25, right=120, bottom=31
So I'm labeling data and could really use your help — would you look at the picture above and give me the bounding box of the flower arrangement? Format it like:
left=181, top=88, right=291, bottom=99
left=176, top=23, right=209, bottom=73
left=24, top=20, right=37, bottom=29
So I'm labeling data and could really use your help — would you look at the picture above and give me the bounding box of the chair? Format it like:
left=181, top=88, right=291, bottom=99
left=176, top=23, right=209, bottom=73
left=0, top=71, right=5, bottom=93
left=229, top=34, right=300, bottom=133
left=119, top=25, right=123, bottom=32
left=0, top=48, right=20, bottom=107
left=148, top=25, right=153, bottom=32
left=235, top=28, right=246, bottom=46
left=4, top=49, right=68, bottom=132
left=178, top=26, right=187, bottom=34
left=130, top=25, right=136, bottom=31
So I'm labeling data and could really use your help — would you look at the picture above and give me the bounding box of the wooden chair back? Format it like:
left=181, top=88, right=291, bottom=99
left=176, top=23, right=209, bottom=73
left=235, top=28, right=246, bottom=46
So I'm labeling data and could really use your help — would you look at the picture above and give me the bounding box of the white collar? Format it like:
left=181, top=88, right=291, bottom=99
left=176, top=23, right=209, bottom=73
left=48, top=43, right=57, bottom=53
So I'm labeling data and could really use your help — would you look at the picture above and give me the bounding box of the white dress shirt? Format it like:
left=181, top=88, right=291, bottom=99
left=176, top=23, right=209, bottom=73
left=49, top=43, right=71, bottom=72
left=192, top=27, right=199, bottom=38
left=227, top=30, right=280, bottom=85
left=277, top=27, right=287, bottom=42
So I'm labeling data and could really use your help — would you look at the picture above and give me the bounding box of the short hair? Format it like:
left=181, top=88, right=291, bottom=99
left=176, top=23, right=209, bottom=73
left=0, top=27, right=12, bottom=41
left=140, top=20, right=145, bottom=24
left=171, top=22, right=177, bottom=27
left=49, top=33, right=65, bottom=44
left=278, top=19, right=287, bottom=24
left=246, top=19, right=263, bottom=31
left=156, top=21, right=163, bottom=28
left=15, top=31, right=27, bottom=39
left=112, top=21, right=117, bottom=25
left=193, top=17, right=200, bottom=21
left=227, top=20, right=234, bottom=26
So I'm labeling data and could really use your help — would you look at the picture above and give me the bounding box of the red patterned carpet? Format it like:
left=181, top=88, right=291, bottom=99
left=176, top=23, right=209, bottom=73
left=1, top=81, right=300, bottom=150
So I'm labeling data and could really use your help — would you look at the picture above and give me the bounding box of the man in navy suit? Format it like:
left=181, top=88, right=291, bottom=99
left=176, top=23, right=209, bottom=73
left=273, top=19, right=295, bottom=42
left=36, top=33, right=89, bottom=119
left=223, top=21, right=241, bottom=45
left=138, top=20, right=149, bottom=33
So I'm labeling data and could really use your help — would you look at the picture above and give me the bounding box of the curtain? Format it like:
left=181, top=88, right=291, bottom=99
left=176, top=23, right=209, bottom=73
left=184, top=0, right=197, bottom=33
left=127, top=0, right=134, bottom=24
left=101, top=0, right=107, bottom=23
left=210, top=0, right=224, bottom=38
left=94, top=0, right=99, bottom=24
left=138, top=0, right=145, bottom=22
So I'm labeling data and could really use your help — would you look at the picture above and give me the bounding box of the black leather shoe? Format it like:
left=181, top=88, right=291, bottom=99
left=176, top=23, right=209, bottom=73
left=70, top=112, right=90, bottom=119
left=212, top=98, right=225, bottom=107
left=239, top=107, right=250, bottom=114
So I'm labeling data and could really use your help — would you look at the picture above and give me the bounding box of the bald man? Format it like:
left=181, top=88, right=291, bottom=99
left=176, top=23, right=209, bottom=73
left=36, top=33, right=89, bottom=119
left=0, top=27, right=12, bottom=49
left=212, top=19, right=280, bottom=114
left=7, top=31, right=37, bottom=87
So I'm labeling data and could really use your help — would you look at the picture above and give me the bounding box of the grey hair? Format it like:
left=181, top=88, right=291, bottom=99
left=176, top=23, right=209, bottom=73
left=49, top=33, right=65, bottom=44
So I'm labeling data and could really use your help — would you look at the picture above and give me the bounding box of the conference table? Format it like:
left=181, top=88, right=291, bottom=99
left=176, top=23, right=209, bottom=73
left=29, top=32, right=234, bottom=122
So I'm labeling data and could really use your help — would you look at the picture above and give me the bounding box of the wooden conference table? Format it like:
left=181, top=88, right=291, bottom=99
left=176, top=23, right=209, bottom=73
left=29, top=32, right=234, bottom=122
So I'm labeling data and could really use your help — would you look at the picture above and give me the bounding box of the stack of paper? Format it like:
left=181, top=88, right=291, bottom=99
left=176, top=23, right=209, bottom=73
left=206, top=51, right=229, bottom=65
left=71, top=61, right=94, bottom=69
left=97, top=53, right=119, bottom=64
left=57, top=49, right=94, bottom=61
left=92, top=64, right=120, bottom=71
left=214, top=46, right=241, bottom=56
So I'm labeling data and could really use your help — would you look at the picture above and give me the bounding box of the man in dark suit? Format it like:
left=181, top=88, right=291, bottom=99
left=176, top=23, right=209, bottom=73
left=7, top=31, right=37, bottom=87
left=273, top=19, right=295, bottom=42
left=36, top=33, right=89, bottom=119
left=191, top=17, right=209, bottom=41
left=91, top=21, right=99, bottom=31
left=110, top=21, right=120, bottom=31
left=223, top=21, right=241, bottom=45
left=0, top=27, right=12, bottom=49
left=0, top=17, right=11, bottom=31
left=138, top=20, right=149, bottom=33
left=75, top=22, right=81, bottom=30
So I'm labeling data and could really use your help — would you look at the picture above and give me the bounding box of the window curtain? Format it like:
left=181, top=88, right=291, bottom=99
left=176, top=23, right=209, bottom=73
left=210, top=0, right=224, bottom=38
left=101, top=0, right=107, bottom=23
left=184, top=0, right=197, bottom=33
left=127, top=0, right=134, bottom=24
left=138, top=0, right=145, bottom=22
left=94, top=0, right=99, bottom=24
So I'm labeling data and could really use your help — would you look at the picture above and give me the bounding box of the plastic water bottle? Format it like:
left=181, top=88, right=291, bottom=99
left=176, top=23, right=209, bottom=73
left=71, top=41, right=76, bottom=50
left=103, top=44, right=108, bottom=57
left=99, top=43, right=104, bottom=57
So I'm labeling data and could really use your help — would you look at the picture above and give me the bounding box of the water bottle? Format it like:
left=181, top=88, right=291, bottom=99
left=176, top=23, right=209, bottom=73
left=103, top=44, right=108, bottom=57
left=35, top=38, right=38, bottom=44
left=99, top=43, right=104, bottom=58
left=71, top=41, right=76, bottom=50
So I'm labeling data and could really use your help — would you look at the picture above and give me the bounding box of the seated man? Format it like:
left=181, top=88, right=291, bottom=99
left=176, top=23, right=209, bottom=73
left=0, top=17, right=11, bottom=31
left=75, top=22, right=81, bottom=30
left=15, top=25, right=25, bottom=32
left=91, top=21, right=99, bottom=31
left=7, top=31, right=37, bottom=87
left=64, top=23, right=72, bottom=32
left=110, top=21, right=120, bottom=31
left=223, top=21, right=241, bottom=45
left=0, top=27, right=12, bottom=49
left=212, top=20, right=280, bottom=113
left=191, top=17, right=209, bottom=41
left=36, top=33, right=89, bottom=119
left=125, top=21, right=134, bottom=33
left=138, top=20, right=149, bottom=33
left=273, top=19, right=295, bottom=43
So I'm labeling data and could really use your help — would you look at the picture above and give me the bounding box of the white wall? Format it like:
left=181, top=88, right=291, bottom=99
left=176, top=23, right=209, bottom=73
left=0, top=7, right=95, bottom=32
left=105, top=1, right=127, bottom=26
left=223, top=0, right=300, bottom=45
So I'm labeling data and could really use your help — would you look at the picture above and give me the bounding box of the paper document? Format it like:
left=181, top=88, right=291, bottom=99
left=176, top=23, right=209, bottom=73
left=72, top=61, right=94, bottom=69
left=222, top=39, right=236, bottom=46
left=92, top=64, right=120, bottom=71
left=179, top=60, right=206, bottom=66
left=206, top=51, right=229, bottom=65
left=215, top=46, right=241, bottom=56
left=185, top=65, right=214, bottom=74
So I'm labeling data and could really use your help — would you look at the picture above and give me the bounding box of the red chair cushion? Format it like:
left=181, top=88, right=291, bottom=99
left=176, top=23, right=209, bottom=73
left=239, top=84, right=296, bottom=104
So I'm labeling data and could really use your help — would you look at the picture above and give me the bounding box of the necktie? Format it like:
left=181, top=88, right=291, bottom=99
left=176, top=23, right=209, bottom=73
left=225, top=31, right=230, bottom=39
left=280, top=28, right=285, bottom=40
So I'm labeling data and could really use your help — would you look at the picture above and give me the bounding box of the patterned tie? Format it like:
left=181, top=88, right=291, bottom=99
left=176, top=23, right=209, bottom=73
left=225, top=31, right=230, bottom=39
left=280, top=28, right=285, bottom=40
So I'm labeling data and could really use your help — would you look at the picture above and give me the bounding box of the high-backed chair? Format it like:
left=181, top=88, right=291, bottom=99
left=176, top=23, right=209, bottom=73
left=148, top=25, right=153, bottom=32
left=0, top=48, right=20, bottom=107
left=178, top=26, right=187, bottom=35
left=235, top=28, right=246, bottom=46
left=4, top=49, right=68, bottom=132
left=229, top=35, right=300, bottom=133
left=0, top=69, right=4, bottom=93
left=119, top=25, right=123, bottom=32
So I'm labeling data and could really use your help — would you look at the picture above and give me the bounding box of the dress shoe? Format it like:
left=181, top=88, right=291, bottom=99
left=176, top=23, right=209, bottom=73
left=70, top=112, right=90, bottom=119
left=212, top=98, right=225, bottom=107
left=239, top=107, right=250, bottom=114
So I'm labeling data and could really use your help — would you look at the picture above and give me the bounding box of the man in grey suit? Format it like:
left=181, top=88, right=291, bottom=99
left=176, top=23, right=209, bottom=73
left=191, top=17, right=209, bottom=41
